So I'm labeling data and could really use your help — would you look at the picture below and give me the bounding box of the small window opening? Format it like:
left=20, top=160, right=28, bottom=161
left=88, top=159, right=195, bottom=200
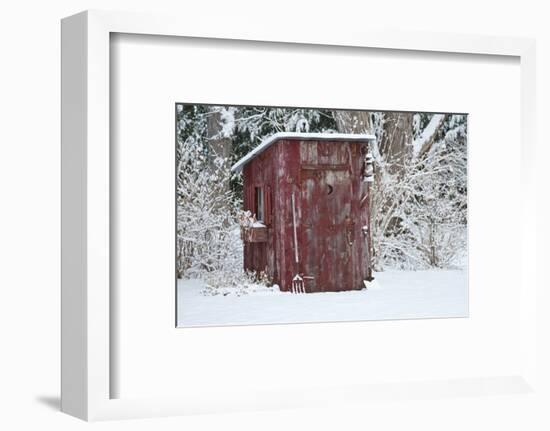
left=255, top=187, right=264, bottom=222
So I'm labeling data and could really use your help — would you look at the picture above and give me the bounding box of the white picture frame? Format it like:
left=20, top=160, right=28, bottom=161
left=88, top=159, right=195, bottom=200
left=61, top=9, right=539, bottom=421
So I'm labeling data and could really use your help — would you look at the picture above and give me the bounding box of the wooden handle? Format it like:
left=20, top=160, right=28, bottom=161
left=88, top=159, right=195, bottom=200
left=291, top=192, right=299, bottom=264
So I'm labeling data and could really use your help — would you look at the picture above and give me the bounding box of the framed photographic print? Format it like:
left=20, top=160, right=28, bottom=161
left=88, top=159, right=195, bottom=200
left=175, top=104, right=468, bottom=327
left=61, top=10, right=541, bottom=422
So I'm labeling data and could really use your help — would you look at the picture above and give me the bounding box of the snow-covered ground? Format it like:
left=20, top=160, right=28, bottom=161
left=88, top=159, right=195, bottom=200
left=177, top=269, right=468, bottom=327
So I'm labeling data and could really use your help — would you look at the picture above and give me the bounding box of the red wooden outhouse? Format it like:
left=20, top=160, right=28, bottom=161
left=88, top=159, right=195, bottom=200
left=231, top=132, right=376, bottom=293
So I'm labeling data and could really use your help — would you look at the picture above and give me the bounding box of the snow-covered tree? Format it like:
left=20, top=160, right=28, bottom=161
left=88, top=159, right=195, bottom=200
left=176, top=105, right=242, bottom=284
left=369, top=113, right=467, bottom=269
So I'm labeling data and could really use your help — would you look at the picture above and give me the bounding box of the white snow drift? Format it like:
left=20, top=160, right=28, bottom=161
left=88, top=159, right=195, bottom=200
left=177, top=269, right=468, bottom=327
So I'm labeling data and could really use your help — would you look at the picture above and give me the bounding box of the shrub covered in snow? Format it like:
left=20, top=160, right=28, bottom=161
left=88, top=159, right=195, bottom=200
left=201, top=269, right=275, bottom=296
left=177, top=105, right=274, bottom=295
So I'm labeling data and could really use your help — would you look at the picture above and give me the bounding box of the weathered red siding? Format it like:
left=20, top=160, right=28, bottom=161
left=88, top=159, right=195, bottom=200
left=242, top=137, right=372, bottom=293
left=243, top=144, right=277, bottom=281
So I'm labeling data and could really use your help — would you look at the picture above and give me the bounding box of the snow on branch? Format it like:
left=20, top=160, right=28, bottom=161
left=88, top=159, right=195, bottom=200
left=413, top=114, right=447, bottom=159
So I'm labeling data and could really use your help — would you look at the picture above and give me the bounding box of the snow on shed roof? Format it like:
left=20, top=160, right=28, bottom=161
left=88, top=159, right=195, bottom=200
left=231, top=132, right=375, bottom=172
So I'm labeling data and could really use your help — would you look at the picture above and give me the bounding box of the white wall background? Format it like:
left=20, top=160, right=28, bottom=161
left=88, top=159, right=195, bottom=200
left=0, top=1, right=548, bottom=430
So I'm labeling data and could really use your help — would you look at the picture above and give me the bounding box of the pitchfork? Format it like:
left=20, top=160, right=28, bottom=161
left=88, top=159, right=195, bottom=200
left=291, top=193, right=306, bottom=294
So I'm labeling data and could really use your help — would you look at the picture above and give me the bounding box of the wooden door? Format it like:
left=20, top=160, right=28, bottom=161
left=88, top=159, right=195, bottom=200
left=300, top=168, right=354, bottom=292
